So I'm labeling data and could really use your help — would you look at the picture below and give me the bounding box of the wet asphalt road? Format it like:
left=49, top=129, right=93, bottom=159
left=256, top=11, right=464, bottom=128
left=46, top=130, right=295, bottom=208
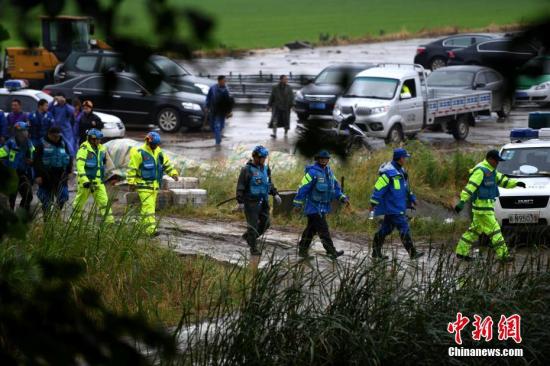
left=125, top=105, right=540, bottom=162
left=121, top=37, right=548, bottom=161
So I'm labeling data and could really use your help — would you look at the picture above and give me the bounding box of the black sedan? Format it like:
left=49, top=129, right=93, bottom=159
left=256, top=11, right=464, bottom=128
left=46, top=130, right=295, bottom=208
left=294, top=64, right=373, bottom=121
left=414, top=34, right=498, bottom=70
left=447, top=38, right=539, bottom=71
left=427, top=65, right=512, bottom=117
left=44, top=72, right=206, bottom=133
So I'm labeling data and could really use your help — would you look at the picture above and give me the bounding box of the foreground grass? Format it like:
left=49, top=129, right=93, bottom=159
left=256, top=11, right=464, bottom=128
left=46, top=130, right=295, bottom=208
left=169, top=248, right=550, bottom=365
left=1, top=0, right=547, bottom=50
left=168, top=141, right=479, bottom=238
left=0, top=212, right=247, bottom=326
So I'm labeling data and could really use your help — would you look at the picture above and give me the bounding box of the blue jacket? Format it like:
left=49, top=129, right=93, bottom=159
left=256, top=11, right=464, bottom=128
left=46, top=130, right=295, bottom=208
left=0, top=137, right=35, bottom=174
left=206, top=84, right=231, bottom=117
left=49, top=102, right=76, bottom=156
left=0, top=112, right=7, bottom=141
left=28, top=111, right=54, bottom=146
left=293, top=162, right=347, bottom=215
left=370, top=160, right=416, bottom=216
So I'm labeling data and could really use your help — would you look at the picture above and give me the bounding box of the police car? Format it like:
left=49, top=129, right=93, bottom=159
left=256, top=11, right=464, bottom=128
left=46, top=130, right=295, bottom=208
left=0, top=80, right=125, bottom=139
left=495, top=128, right=550, bottom=233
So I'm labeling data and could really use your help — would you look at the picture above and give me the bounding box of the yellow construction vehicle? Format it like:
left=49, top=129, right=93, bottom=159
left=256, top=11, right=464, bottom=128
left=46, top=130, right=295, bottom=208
left=2, top=16, right=109, bottom=87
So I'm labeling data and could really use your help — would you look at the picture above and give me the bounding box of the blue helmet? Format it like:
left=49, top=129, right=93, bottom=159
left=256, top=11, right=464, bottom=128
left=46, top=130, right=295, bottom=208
left=14, top=121, right=29, bottom=131
left=87, top=128, right=103, bottom=139
left=252, top=145, right=269, bottom=157
left=393, top=148, right=411, bottom=160
left=146, top=131, right=161, bottom=145
left=315, top=150, right=331, bottom=159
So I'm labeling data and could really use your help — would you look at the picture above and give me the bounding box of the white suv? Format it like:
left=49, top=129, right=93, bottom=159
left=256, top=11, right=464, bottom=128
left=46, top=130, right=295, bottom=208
left=495, top=129, right=550, bottom=233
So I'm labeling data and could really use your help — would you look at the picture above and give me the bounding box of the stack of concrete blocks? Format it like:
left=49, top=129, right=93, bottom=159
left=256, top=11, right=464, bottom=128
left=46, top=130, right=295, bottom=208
left=125, top=176, right=207, bottom=208
left=163, top=176, right=207, bottom=208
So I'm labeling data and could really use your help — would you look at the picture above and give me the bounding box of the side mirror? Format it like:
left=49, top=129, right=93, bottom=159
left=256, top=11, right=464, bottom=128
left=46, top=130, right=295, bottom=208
left=400, top=92, right=412, bottom=100
left=474, top=82, right=486, bottom=89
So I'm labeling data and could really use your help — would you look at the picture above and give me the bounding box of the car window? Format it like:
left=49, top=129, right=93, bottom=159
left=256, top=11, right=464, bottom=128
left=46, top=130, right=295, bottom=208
left=74, top=55, right=99, bottom=72
left=499, top=147, right=550, bottom=176
left=427, top=70, right=475, bottom=87
left=115, top=78, right=143, bottom=93
left=17, top=96, right=37, bottom=113
left=509, top=43, right=537, bottom=55
left=0, top=96, right=10, bottom=110
left=344, top=77, right=398, bottom=100
left=402, top=79, right=417, bottom=97
left=100, top=56, right=124, bottom=72
left=75, top=76, right=103, bottom=90
left=478, top=41, right=509, bottom=52
left=475, top=72, right=488, bottom=84
left=473, top=36, right=493, bottom=44
left=486, top=71, right=501, bottom=83
left=443, top=36, right=476, bottom=47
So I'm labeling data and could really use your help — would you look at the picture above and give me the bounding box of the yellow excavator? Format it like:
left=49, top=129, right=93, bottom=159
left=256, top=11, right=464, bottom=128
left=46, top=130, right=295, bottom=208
left=2, top=16, right=110, bottom=87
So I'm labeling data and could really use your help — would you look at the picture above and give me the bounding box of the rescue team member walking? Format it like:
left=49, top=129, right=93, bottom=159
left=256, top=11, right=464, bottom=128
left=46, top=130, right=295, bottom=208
left=28, top=99, right=54, bottom=147
left=127, top=132, right=179, bottom=236
left=370, top=148, right=424, bottom=260
left=236, top=145, right=282, bottom=255
left=268, top=75, right=294, bottom=138
left=34, top=126, right=73, bottom=216
left=73, top=129, right=114, bottom=224
left=205, top=75, right=233, bottom=146
left=293, top=150, right=348, bottom=260
left=0, top=122, right=34, bottom=214
left=454, top=150, right=526, bottom=262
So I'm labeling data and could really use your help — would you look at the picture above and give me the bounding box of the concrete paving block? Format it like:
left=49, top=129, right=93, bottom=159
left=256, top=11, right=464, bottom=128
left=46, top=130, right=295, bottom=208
left=170, top=188, right=208, bottom=207
left=162, top=176, right=200, bottom=190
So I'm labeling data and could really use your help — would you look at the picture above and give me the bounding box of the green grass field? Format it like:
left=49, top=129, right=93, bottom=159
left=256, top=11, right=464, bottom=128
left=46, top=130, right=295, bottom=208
left=1, top=0, right=548, bottom=50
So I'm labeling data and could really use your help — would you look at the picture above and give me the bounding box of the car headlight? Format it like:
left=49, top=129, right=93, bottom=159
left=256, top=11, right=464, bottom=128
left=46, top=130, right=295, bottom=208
left=182, top=102, right=202, bottom=111
left=194, top=83, right=210, bottom=95
left=535, top=82, right=550, bottom=90
left=103, top=122, right=116, bottom=129
left=295, top=90, right=304, bottom=101
left=370, top=106, right=389, bottom=114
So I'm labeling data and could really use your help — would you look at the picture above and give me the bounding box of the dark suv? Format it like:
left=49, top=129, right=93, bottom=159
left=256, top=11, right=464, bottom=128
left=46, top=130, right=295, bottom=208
left=294, top=64, right=373, bottom=121
left=54, top=50, right=214, bottom=95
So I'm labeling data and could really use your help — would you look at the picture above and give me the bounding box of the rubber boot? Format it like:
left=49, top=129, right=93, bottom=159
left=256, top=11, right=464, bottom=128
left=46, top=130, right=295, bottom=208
left=322, top=240, right=344, bottom=260
left=371, top=232, right=389, bottom=260
left=401, top=233, right=424, bottom=259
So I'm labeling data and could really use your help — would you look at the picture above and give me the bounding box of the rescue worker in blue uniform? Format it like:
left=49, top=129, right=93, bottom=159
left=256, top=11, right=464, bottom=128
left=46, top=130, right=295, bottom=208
left=34, top=126, right=73, bottom=216
left=0, top=122, right=35, bottom=214
left=293, top=150, right=348, bottom=259
left=28, top=99, right=54, bottom=147
left=370, top=148, right=424, bottom=260
left=49, top=93, right=76, bottom=156
left=236, top=145, right=281, bottom=255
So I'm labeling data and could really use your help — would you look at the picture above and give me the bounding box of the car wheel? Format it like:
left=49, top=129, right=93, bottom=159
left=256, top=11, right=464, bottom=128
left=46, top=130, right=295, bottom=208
left=430, top=57, right=446, bottom=70
left=297, top=112, right=309, bottom=121
left=497, top=97, right=513, bottom=118
left=157, top=108, right=181, bottom=133
left=385, top=124, right=403, bottom=144
left=451, top=115, right=469, bottom=140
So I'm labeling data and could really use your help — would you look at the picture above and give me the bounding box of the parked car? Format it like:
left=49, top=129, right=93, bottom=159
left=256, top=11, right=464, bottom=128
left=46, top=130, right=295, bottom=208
left=54, top=50, right=214, bottom=95
left=447, top=38, right=539, bottom=70
left=414, top=33, right=498, bottom=70
left=427, top=65, right=512, bottom=117
left=44, top=73, right=206, bottom=133
left=515, top=55, right=550, bottom=106
left=333, top=64, right=492, bottom=143
left=0, top=80, right=125, bottom=139
left=294, top=64, right=373, bottom=121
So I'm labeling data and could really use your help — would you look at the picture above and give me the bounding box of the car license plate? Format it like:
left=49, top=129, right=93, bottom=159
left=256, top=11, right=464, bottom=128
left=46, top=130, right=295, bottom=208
left=515, top=92, right=528, bottom=98
left=309, top=102, right=326, bottom=110
left=509, top=213, right=539, bottom=224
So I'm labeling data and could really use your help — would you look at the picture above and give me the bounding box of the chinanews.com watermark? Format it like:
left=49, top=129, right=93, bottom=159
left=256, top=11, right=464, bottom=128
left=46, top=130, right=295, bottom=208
left=447, top=312, right=524, bottom=358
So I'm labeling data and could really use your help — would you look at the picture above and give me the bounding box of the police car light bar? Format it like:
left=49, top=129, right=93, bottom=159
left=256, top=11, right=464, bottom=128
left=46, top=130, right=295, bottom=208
left=4, top=79, right=29, bottom=91
left=510, top=128, right=538, bottom=142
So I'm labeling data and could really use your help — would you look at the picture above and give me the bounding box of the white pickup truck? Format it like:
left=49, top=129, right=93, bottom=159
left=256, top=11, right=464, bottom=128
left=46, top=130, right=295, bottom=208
left=495, top=128, right=550, bottom=237
left=333, top=64, right=492, bottom=143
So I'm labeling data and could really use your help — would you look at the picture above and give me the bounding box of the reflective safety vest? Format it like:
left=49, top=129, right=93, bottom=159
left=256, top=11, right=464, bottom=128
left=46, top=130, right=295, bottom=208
left=0, top=138, right=34, bottom=171
left=472, top=166, right=498, bottom=200
left=309, top=168, right=334, bottom=204
left=248, top=164, right=270, bottom=199
left=139, top=149, right=164, bottom=185
left=42, top=138, right=70, bottom=169
left=76, top=141, right=106, bottom=182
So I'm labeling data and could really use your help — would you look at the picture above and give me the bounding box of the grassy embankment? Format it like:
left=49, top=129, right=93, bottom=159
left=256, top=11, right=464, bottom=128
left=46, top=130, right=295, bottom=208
left=1, top=0, right=547, bottom=51
left=167, top=142, right=484, bottom=240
